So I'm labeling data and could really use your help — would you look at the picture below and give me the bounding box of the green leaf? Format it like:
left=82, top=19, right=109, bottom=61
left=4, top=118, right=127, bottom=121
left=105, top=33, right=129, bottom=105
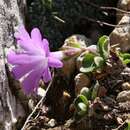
left=74, top=95, right=88, bottom=106
left=74, top=95, right=88, bottom=116
left=80, top=87, right=91, bottom=100
left=94, top=56, right=105, bottom=68
left=118, top=52, right=130, bottom=65
left=119, top=52, right=130, bottom=59
left=64, top=35, right=87, bottom=49
left=124, top=122, right=130, bottom=130
left=91, top=81, right=100, bottom=100
left=77, top=102, right=87, bottom=116
left=71, top=42, right=82, bottom=48
left=128, top=122, right=130, bottom=130
left=80, top=53, right=96, bottom=73
left=123, top=59, right=130, bottom=64
left=97, top=35, right=110, bottom=60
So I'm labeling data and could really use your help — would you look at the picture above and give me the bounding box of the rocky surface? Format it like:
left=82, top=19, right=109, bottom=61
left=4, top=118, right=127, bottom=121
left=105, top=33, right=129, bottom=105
left=117, top=90, right=130, bottom=102
left=117, top=0, right=130, bottom=23
left=74, top=73, right=91, bottom=95
left=121, top=82, right=130, bottom=90
left=0, top=0, right=27, bottom=130
left=110, top=0, right=130, bottom=52
left=110, top=15, right=130, bottom=52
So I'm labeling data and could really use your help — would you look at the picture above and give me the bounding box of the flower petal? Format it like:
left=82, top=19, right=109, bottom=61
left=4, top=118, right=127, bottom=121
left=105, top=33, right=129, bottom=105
left=31, top=28, right=44, bottom=49
left=17, top=39, right=36, bottom=52
left=48, top=57, right=63, bottom=68
left=42, top=39, right=50, bottom=56
left=15, top=26, right=41, bottom=52
left=7, top=50, right=47, bottom=66
left=50, top=51, right=64, bottom=60
left=42, top=67, right=52, bottom=83
left=31, top=28, right=42, bottom=42
left=22, top=68, right=43, bottom=94
left=17, top=39, right=46, bottom=56
left=14, top=25, right=30, bottom=42
left=12, top=64, right=37, bottom=80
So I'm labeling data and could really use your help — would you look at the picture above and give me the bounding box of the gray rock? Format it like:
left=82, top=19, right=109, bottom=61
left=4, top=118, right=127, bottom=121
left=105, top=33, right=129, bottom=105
left=117, top=0, right=130, bottom=23
left=75, top=73, right=90, bottom=95
left=121, top=82, right=130, bottom=90
left=48, top=119, right=57, bottom=127
left=117, top=90, right=130, bottom=102
left=0, top=0, right=27, bottom=130
left=110, top=15, right=130, bottom=52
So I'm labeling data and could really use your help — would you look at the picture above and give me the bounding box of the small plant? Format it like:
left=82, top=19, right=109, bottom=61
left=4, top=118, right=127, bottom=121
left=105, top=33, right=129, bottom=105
left=80, top=35, right=110, bottom=73
left=73, top=81, right=100, bottom=119
left=73, top=36, right=110, bottom=119
left=74, top=87, right=90, bottom=118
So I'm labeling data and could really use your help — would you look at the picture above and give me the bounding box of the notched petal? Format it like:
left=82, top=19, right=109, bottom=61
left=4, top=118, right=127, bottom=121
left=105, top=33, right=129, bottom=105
left=31, top=28, right=42, bottom=41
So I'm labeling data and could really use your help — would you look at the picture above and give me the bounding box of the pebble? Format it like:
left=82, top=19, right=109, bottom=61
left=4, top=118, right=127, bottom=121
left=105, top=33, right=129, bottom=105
left=117, top=90, right=130, bottom=102
left=121, top=82, right=130, bottom=90
left=48, top=119, right=57, bottom=127
left=75, top=73, right=91, bottom=95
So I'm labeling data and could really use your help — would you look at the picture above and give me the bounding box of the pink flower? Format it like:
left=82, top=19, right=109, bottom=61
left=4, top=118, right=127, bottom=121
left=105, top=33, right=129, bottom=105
left=7, top=25, right=63, bottom=94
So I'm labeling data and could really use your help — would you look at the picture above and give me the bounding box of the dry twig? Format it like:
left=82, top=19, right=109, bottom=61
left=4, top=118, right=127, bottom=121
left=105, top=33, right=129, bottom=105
left=79, top=1, right=130, bottom=27
left=81, top=16, right=130, bottom=27
left=81, top=0, right=130, bottom=15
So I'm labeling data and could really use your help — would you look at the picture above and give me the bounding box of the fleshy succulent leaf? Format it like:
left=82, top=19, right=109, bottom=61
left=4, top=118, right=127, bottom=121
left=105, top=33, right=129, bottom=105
left=123, top=59, right=130, bottom=64
left=97, top=35, right=110, bottom=60
left=80, top=53, right=96, bottom=73
left=74, top=95, right=89, bottom=116
left=118, top=52, right=130, bottom=65
left=74, top=95, right=88, bottom=105
left=77, top=102, right=87, bottom=116
left=94, top=56, right=105, bottom=68
left=80, top=87, right=91, bottom=100
left=91, top=81, right=100, bottom=100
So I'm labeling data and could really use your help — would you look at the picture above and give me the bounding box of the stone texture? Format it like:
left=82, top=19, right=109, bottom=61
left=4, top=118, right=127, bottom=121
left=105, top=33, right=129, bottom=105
left=117, top=90, right=130, bottom=102
left=0, top=0, right=27, bottom=130
left=74, top=73, right=90, bottom=95
left=117, top=0, right=130, bottom=23
left=110, top=15, right=130, bottom=52
left=121, top=82, right=130, bottom=90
